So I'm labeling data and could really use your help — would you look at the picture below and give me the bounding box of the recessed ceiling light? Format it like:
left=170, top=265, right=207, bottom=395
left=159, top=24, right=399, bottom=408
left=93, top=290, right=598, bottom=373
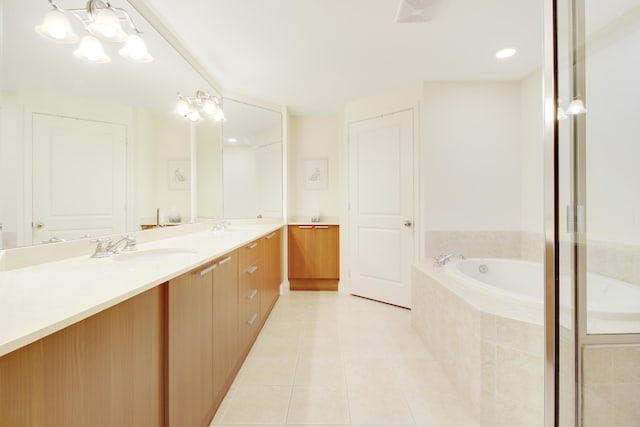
left=228, top=138, right=237, bottom=143
left=495, top=48, right=517, bottom=59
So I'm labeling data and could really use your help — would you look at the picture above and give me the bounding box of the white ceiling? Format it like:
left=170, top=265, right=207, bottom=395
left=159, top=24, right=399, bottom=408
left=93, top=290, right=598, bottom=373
left=143, top=0, right=544, bottom=115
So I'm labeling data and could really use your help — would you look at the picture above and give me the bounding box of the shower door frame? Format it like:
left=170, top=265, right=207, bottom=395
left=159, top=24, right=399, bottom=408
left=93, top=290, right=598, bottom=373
left=544, top=0, right=640, bottom=426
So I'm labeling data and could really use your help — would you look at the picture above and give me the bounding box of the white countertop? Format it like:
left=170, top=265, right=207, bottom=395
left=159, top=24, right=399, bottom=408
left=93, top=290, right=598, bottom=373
left=0, top=224, right=283, bottom=357
left=288, top=222, right=339, bottom=226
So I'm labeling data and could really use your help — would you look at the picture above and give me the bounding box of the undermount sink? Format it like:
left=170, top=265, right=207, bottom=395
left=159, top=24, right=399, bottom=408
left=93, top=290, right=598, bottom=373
left=112, top=248, right=198, bottom=262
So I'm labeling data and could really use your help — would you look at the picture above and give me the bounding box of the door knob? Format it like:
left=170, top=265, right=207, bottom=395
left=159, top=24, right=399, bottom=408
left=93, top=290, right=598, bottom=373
left=33, top=221, right=45, bottom=229
left=404, top=220, right=413, bottom=228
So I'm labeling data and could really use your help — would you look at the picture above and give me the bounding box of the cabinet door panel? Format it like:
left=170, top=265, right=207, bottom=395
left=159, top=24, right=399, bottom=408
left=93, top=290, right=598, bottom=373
left=288, top=226, right=313, bottom=278
left=213, top=252, right=238, bottom=402
left=261, top=229, right=282, bottom=320
left=0, top=287, right=164, bottom=427
left=168, top=265, right=214, bottom=426
left=310, top=226, right=339, bottom=279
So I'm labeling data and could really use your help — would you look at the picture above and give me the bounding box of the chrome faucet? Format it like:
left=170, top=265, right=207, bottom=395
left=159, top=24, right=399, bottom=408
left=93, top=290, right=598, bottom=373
left=90, top=235, right=137, bottom=258
left=433, top=253, right=465, bottom=267
left=212, top=220, right=231, bottom=232
left=107, top=235, right=137, bottom=253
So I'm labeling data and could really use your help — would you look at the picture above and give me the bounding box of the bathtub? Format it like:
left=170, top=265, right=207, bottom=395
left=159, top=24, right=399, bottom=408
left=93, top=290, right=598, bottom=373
left=445, top=258, right=640, bottom=321
left=411, top=258, right=640, bottom=427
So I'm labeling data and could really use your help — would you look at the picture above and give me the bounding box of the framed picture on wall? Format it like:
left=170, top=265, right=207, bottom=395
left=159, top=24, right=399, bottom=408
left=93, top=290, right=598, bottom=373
left=168, top=158, right=190, bottom=190
left=303, top=158, right=328, bottom=190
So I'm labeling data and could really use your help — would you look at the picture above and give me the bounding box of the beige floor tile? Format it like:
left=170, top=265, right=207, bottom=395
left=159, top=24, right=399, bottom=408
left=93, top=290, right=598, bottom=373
left=239, top=356, right=298, bottom=386
left=287, top=385, right=350, bottom=424
left=298, top=336, right=342, bottom=359
left=344, top=357, right=404, bottom=390
left=347, top=386, right=416, bottom=425
left=214, top=292, right=485, bottom=427
left=261, top=320, right=304, bottom=339
left=220, top=385, right=292, bottom=425
left=294, top=356, right=345, bottom=387
left=248, top=335, right=301, bottom=359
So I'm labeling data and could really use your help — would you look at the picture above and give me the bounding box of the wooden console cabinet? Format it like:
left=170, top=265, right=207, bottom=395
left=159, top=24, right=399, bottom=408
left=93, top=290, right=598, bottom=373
left=288, top=224, right=339, bottom=290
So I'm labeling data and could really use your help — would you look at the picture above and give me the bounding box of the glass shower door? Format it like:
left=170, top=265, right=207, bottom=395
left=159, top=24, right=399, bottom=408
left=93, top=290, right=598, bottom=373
left=549, top=0, right=640, bottom=425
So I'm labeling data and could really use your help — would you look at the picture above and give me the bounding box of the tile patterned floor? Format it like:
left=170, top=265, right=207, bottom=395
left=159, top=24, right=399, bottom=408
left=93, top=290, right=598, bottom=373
left=210, top=291, right=483, bottom=427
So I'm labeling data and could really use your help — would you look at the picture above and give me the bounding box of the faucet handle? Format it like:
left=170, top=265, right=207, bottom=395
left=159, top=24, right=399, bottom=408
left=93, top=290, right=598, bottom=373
left=90, top=238, right=112, bottom=258
left=121, top=235, right=137, bottom=252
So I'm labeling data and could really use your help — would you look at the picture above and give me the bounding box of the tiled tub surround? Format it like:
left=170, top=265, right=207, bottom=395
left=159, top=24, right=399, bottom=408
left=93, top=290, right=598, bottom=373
left=426, top=230, right=640, bottom=282
left=582, top=344, right=640, bottom=426
left=412, top=262, right=544, bottom=427
left=424, top=230, right=545, bottom=263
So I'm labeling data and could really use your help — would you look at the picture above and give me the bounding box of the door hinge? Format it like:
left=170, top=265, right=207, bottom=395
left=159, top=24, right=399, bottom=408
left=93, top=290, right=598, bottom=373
left=567, top=205, right=585, bottom=233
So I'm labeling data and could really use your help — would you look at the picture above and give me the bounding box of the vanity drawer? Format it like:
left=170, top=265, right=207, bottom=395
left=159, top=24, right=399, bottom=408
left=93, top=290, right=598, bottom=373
left=238, top=239, right=260, bottom=269
left=238, top=284, right=261, bottom=351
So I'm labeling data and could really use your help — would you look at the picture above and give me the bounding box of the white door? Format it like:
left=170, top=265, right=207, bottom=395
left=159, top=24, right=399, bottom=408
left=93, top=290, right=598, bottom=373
left=348, top=110, right=414, bottom=308
left=32, top=113, right=127, bottom=244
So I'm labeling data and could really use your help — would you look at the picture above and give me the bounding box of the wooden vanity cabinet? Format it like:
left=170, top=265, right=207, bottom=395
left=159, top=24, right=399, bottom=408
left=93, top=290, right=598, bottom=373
left=237, top=239, right=262, bottom=353
left=261, top=229, right=282, bottom=320
left=167, top=261, right=216, bottom=427
left=288, top=224, right=339, bottom=290
left=0, top=286, right=165, bottom=427
left=0, top=227, right=284, bottom=427
left=212, top=252, right=239, bottom=403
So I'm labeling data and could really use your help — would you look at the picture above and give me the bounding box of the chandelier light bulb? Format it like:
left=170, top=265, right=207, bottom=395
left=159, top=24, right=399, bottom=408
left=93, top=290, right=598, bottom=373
left=202, top=99, right=216, bottom=117
left=87, top=7, right=127, bottom=42
left=175, top=98, right=190, bottom=116
left=35, top=9, right=79, bottom=43
left=566, top=99, right=587, bottom=115
left=214, top=108, right=225, bottom=122
left=557, top=107, right=568, bottom=121
left=119, top=34, right=153, bottom=62
left=73, top=35, right=110, bottom=63
left=188, top=105, right=202, bottom=122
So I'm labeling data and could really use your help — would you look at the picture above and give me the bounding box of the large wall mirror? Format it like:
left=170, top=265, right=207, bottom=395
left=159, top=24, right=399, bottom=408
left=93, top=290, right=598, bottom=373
left=0, top=0, right=223, bottom=249
left=221, top=99, right=282, bottom=220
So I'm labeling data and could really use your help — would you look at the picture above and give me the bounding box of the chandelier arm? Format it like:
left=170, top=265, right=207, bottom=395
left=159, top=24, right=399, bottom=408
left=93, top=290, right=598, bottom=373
left=112, top=7, right=144, bottom=34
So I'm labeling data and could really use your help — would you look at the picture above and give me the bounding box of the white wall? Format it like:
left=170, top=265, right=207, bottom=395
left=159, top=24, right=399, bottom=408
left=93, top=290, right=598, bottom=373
left=195, top=121, right=223, bottom=220
left=583, top=23, right=640, bottom=244
left=288, top=114, right=341, bottom=220
left=223, top=145, right=258, bottom=218
left=422, top=81, right=523, bottom=231
left=152, top=115, right=191, bottom=223
left=133, top=107, right=156, bottom=226
left=520, top=70, right=544, bottom=234
left=254, top=125, right=283, bottom=219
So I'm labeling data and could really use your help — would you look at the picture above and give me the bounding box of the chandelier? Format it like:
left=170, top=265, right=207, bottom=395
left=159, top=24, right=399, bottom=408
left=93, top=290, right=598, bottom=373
left=35, top=0, right=152, bottom=63
left=176, top=91, right=226, bottom=123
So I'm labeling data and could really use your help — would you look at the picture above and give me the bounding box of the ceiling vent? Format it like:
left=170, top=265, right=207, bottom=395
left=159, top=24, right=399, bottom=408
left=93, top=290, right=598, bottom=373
left=395, top=0, right=438, bottom=23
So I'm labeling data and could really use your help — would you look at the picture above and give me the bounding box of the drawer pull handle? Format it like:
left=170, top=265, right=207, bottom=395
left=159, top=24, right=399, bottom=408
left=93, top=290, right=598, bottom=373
left=247, top=242, right=258, bottom=249
left=218, top=256, right=232, bottom=265
left=247, top=313, right=258, bottom=325
left=266, top=232, right=276, bottom=239
left=314, top=225, right=329, bottom=229
left=298, top=225, right=312, bottom=229
left=247, top=289, right=257, bottom=300
left=246, top=265, right=258, bottom=275
left=197, top=264, right=217, bottom=276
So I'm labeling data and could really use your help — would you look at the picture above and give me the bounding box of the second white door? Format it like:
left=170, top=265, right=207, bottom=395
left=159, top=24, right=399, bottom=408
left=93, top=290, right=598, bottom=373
left=348, top=110, right=414, bottom=308
left=32, top=113, right=127, bottom=244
